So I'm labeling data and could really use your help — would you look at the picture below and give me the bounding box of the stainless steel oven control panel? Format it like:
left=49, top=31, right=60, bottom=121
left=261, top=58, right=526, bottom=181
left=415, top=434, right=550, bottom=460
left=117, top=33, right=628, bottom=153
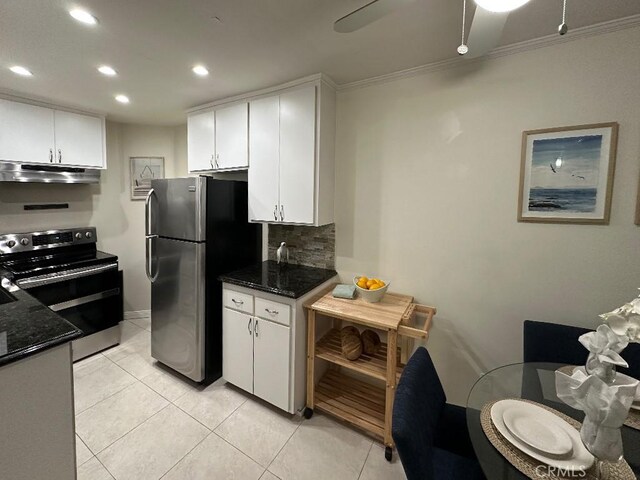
left=0, top=227, right=97, bottom=254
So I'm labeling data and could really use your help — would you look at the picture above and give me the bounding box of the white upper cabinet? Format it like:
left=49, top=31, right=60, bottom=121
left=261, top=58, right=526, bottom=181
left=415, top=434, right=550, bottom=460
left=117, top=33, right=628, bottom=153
left=247, top=78, right=335, bottom=226
left=54, top=110, right=104, bottom=168
left=215, top=102, right=248, bottom=170
left=248, top=96, right=280, bottom=222
left=0, top=98, right=106, bottom=168
left=0, top=99, right=55, bottom=164
left=187, top=110, right=215, bottom=172
left=279, top=86, right=316, bottom=224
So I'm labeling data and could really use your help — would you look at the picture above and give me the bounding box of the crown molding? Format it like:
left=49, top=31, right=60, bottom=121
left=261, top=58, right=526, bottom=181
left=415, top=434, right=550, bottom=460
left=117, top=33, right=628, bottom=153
left=337, top=14, right=640, bottom=92
left=187, top=72, right=337, bottom=114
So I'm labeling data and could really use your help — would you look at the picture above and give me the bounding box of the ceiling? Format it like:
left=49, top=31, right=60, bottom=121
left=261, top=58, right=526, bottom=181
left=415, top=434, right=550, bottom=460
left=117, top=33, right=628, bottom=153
left=1, top=0, right=638, bottom=125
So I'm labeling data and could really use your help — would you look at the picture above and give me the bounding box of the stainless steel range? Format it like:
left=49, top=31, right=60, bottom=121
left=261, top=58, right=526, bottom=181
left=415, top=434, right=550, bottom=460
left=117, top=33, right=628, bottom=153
left=0, top=227, right=123, bottom=361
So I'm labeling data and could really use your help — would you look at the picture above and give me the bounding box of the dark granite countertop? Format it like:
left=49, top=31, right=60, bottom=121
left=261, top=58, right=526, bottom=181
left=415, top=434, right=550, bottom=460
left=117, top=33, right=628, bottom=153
left=219, top=260, right=337, bottom=299
left=0, top=278, right=82, bottom=368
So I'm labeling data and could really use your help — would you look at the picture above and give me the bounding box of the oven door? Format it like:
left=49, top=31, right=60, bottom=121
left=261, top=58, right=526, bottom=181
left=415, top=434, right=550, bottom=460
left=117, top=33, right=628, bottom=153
left=17, top=263, right=123, bottom=336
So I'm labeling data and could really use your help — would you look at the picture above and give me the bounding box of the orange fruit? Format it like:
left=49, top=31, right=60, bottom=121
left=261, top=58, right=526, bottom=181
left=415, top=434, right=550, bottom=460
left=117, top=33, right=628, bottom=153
left=357, top=279, right=367, bottom=289
left=377, top=280, right=385, bottom=287
left=366, top=279, right=376, bottom=288
left=369, top=283, right=381, bottom=290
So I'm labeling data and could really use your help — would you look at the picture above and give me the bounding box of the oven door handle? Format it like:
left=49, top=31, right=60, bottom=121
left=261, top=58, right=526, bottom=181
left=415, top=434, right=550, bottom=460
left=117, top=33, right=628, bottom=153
left=16, top=263, right=119, bottom=289
left=48, top=288, right=121, bottom=312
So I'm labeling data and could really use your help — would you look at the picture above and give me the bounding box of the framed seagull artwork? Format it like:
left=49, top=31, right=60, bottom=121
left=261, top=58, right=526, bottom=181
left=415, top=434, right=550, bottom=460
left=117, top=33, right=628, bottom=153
left=517, top=122, right=618, bottom=225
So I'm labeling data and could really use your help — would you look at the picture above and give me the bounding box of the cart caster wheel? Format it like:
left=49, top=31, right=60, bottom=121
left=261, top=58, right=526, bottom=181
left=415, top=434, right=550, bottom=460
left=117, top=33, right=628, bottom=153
left=385, top=446, right=392, bottom=462
left=303, top=408, right=314, bottom=419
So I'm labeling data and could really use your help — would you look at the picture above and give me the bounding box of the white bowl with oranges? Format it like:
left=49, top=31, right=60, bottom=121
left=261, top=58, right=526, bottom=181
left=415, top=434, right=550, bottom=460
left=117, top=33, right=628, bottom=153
left=353, top=276, right=389, bottom=303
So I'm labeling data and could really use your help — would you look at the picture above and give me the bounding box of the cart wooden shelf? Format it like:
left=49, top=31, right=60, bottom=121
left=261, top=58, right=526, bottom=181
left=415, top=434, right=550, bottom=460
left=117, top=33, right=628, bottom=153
left=304, top=284, right=435, bottom=462
left=315, top=328, right=404, bottom=382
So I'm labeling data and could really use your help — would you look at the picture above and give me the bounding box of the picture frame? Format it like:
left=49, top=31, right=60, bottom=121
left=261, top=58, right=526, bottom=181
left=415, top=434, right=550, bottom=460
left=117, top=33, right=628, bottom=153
left=130, top=156, right=165, bottom=200
left=517, top=122, right=618, bottom=225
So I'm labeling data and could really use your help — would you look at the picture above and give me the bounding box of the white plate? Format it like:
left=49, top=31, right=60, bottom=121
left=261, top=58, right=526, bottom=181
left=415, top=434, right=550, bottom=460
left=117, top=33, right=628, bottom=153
left=502, top=405, right=573, bottom=457
left=491, top=399, right=594, bottom=472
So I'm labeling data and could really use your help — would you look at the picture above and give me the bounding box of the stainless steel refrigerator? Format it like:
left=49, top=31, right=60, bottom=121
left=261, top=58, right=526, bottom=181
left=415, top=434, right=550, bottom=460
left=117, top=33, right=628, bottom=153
left=145, top=177, right=261, bottom=382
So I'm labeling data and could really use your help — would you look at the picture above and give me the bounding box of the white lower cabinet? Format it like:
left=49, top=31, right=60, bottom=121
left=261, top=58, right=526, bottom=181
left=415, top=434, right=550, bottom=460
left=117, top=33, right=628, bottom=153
left=222, top=308, right=254, bottom=394
left=253, top=318, right=290, bottom=411
left=222, top=279, right=337, bottom=413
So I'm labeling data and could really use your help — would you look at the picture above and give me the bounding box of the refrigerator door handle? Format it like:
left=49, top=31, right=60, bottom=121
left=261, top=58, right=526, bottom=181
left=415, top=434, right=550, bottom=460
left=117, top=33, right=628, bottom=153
left=145, top=188, right=157, bottom=237
left=145, top=234, right=159, bottom=283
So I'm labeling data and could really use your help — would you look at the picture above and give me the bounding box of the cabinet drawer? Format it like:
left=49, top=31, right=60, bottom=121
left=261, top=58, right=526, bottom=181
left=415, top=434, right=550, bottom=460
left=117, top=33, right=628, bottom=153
left=223, top=289, right=253, bottom=314
left=255, top=298, right=290, bottom=326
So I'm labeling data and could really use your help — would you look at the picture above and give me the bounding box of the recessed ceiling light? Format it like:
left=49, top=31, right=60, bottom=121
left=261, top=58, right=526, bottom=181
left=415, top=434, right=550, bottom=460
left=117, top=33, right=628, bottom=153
left=98, top=65, right=117, bottom=76
left=69, top=8, right=98, bottom=25
left=115, top=94, right=130, bottom=104
left=9, top=66, right=33, bottom=77
left=192, top=65, right=209, bottom=77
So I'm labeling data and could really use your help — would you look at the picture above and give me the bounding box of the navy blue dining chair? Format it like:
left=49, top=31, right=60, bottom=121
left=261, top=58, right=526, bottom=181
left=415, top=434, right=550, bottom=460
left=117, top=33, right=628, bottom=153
left=523, top=320, right=640, bottom=379
left=392, top=347, right=485, bottom=480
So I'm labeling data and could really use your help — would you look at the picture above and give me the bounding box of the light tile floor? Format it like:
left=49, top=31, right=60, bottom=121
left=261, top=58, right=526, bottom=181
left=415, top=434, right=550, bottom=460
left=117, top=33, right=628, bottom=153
left=74, top=318, right=407, bottom=480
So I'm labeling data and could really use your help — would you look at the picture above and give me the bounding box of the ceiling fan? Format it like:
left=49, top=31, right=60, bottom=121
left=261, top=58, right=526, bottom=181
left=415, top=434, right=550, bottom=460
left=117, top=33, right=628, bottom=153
left=334, top=0, right=566, bottom=59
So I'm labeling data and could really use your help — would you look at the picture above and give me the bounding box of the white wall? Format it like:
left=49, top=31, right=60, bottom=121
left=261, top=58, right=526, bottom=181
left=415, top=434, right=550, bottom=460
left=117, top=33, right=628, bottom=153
left=334, top=26, right=640, bottom=404
left=0, top=121, right=187, bottom=312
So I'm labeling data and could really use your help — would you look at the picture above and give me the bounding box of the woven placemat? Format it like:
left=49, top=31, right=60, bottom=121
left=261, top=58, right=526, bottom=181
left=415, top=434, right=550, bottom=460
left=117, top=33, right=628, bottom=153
left=480, top=399, right=635, bottom=480
left=557, top=365, right=640, bottom=431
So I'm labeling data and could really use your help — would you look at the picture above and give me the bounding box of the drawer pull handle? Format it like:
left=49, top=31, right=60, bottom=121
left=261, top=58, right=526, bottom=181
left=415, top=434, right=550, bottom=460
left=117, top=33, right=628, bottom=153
left=255, top=319, right=259, bottom=337
left=232, top=299, right=244, bottom=306
left=247, top=317, right=252, bottom=335
left=265, top=308, right=279, bottom=315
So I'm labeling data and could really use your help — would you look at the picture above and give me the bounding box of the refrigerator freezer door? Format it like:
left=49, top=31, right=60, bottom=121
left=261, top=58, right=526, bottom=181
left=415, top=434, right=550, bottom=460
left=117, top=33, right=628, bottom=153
left=150, top=177, right=207, bottom=242
left=151, top=237, right=205, bottom=381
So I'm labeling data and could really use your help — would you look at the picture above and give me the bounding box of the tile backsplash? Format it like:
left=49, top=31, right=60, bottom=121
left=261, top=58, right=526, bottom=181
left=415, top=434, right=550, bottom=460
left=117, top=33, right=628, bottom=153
left=268, top=223, right=335, bottom=270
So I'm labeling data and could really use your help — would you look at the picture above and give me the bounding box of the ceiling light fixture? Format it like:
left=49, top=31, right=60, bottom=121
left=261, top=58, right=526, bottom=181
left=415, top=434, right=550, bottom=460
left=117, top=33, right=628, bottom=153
left=192, top=65, right=209, bottom=77
left=474, top=0, right=531, bottom=13
left=115, top=94, right=130, bottom=104
left=69, top=8, right=98, bottom=25
left=9, top=66, right=33, bottom=77
left=98, top=65, right=117, bottom=76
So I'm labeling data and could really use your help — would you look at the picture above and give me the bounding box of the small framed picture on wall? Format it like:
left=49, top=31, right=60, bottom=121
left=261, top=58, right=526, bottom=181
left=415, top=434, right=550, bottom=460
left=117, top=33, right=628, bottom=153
left=130, top=156, right=164, bottom=200
left=518, top=122, right=619, bottom=225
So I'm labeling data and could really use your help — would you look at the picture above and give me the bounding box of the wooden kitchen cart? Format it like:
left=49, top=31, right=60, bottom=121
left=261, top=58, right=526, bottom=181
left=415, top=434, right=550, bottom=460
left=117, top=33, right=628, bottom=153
left=304, top=285, right=435, bottom=461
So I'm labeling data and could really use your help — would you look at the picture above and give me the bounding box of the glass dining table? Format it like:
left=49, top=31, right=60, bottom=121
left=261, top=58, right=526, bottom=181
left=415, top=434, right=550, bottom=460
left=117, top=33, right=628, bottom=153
left=466, top=362, right=640, bottom=479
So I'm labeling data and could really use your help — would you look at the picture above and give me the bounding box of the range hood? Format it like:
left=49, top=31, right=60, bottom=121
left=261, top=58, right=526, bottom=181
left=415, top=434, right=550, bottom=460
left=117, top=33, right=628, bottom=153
left=0, top=162, right=100, bottom=184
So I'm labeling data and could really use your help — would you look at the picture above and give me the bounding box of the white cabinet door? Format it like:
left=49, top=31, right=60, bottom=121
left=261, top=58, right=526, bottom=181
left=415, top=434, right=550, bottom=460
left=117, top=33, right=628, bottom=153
left=253, top=318, right=290, bottom=411
left=248, top=96, right=280, bottom=222
left=279, top=86, right=316, bottom=224
left=222, top=308, right=254, bottom=394
left=0, top=99, right=54, bottom=164
left=215, top=102, right=248, bottom=170
left=188, top=110, right=215, bottom=172
left=54, top=110, right=105, bottom=168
